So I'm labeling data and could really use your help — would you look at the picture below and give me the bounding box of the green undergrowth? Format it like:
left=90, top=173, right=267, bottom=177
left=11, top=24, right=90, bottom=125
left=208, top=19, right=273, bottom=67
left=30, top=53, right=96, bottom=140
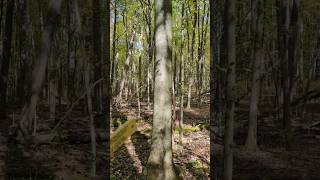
left=174, top=124, right=202, bottom=135
left=177, top=159, right=209, bottom=178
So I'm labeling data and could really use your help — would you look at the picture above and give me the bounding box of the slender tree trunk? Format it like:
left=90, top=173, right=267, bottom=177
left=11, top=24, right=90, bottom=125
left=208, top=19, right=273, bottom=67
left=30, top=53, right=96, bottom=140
left=111, top=0, right=117, bottom=95
left=49, top=55, right=56, bottom=121
left=84, top=61, right=96, bottom=178
left=92, top=0, right=102, bottom=113
left=17, top=0, right=29, bottom=105
left=0, top=0, right=15, bottom=118
left=134, top=62, right=141, bottom=117
left=0, top=0, right=4, bottom=36
left=278, top=0, right=292, bottom=146
left=103, top=3, right=111, bottom=174
left=179, top=5, right=185, bottom=144
left=223, top=0, right=236, bottom=179
left=245, top=0, right=264, bottom=152
left=209, top=0, right=217, bottom=179
left=147, top=66, right=151, bottom=109
left=19, top=0, right=62, bottom=141
left=187, top=78, right=192, bottom=109
left=179, top=55, right=184, bottom=144
left=172, top=50, right=177, bottom=130
left=118, top=31, right=135, bottom=102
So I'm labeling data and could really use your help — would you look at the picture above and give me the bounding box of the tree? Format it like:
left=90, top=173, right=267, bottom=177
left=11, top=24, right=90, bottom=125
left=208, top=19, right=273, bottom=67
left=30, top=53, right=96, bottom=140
left=103, top=0, right=111, bottom=177
left=210, top=0, right=218, bottom=179
left=278, top=0, right=292, bottom=146
left=223, top=0, right=236, bottom=179
left=0, top=0, right=15, bottom=118
left=19, top=0, right=62, bottom=141
left=92, top=0, right=103, bottom=112
left=146, top=0, right=176, bottom=179
left=245, top=0, right=264, bottom=152
left=17, top=0, right=29, bottom=105
left=84, top=59, right=96, bottom=178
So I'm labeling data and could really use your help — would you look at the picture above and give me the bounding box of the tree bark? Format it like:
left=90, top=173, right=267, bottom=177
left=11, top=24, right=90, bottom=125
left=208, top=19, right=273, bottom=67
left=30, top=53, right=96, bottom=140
left=278, top=0, right=292, bottom=146
left=102, top=0, right=111, bottom=176
left=17, top=0, right=29, bottom=105
left=245, top=0, right=264, bottom=152
left=0, top=0, right=15, bottom=118
left=146, top=0, right=176, bottom=179
left=84, top=61, right=96, bottom=178
left=223, top=0, right=236, bottom=179
left=92, top=0, right=103, bottom=113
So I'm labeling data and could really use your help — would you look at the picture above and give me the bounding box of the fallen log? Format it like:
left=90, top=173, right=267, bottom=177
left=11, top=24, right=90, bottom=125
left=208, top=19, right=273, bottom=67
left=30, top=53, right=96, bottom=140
left=110, top=119, right=138, bottom=157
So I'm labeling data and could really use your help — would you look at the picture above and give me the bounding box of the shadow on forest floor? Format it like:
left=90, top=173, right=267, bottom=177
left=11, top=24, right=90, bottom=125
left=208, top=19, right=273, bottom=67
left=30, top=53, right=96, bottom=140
left=111, top=131, right=150, bottom=179
left=5, top=143, right=55, bottom=179
left=214, top=110, right=320, bottom=180
left=0, top=104, right=109, bottom=180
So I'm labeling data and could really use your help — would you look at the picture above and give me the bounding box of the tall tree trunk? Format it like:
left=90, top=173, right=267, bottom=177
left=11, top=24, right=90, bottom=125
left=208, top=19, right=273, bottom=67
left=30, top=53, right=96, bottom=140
left=49, top=54, right=56, bottom=122
left=118, top=31, right=135, bottom=102
left=102, top=0, right=111, bottom=176
left=245, top=0, right=264, bottom=152
left=223, top=0, right=236, bottom=179
left=0, top=0, right=4, bottom=36
left=179, top=4, right=185, bottom=145
left=19, top=0, right=62, bottom=141
left=17, top=0, right=29, bottom=105
left=147, top=66, right=151, bottom=109
left=209, top=0, right=217, bottom=179
left=278, top=0, right=292, bottom=146
left=111, top=0, right=117, bottom=95
left=146, top=0, right=176, bottom=179
left=0, top=0, right=15, bottom=118
left=187, top=78, right=192, bottom=109
left=92, top=0, right=102, bottom=113
left=84, top=61, right=96, bottom=178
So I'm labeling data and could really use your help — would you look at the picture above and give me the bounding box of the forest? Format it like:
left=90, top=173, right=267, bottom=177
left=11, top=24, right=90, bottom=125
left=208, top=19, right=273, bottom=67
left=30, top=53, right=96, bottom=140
left=212, top=0, right=320, bottom=179
left=0, top=0, right=319, bottom=179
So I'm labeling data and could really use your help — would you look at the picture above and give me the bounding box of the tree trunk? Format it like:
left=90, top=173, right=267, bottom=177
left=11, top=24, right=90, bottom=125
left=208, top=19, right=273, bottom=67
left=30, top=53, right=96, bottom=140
left=179, top=7, right=185, bottom=144
left=102, top=1, right=111, bottom=175
left=111, top=0, right=117, bottom=95
left=19, top=0, right=62, bottom=141
left=278, top=0, right=292, bottom=146
left=17, top=0, right=29, bottom=105
left=187, top=78, right=192, bottom=109
left=118, top=31, right=135, bottom=102
left=223, top=0, right=236, bottom=179
left=209, top=0, right=217, bottom=179
left=84, top=61, right=96, bottom=178
left=245, top=0, right=264, bottom=152
left=146, top=0, right=176, bottom=179
left=0, top=0, right=15, bottom=118
left=49, top=55, right=56, bottom=121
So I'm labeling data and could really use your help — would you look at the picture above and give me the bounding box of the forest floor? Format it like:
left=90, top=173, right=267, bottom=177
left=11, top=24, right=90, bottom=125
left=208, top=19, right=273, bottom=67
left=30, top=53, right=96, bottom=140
left=111, top=102, right=210, bottom=179
left=214, top=100, right=320, bottom=180
left=0, top=101, right=108, bottom=179
left=0, top=99, right=210, bottom=180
